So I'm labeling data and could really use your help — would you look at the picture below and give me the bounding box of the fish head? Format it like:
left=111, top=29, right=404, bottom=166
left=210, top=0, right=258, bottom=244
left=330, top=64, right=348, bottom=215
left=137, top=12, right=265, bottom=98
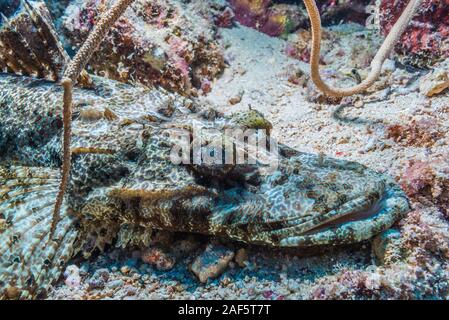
left=66, top=84, right=409, bottom=248
left=202, top=146, right=410, bottom=247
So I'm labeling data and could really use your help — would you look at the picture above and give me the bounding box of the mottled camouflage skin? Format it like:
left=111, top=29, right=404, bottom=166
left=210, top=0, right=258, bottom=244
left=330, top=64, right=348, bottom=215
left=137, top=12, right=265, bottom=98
left=0, top=73, right=410, bottom=298
left=0, top=72, right=411, bottom=245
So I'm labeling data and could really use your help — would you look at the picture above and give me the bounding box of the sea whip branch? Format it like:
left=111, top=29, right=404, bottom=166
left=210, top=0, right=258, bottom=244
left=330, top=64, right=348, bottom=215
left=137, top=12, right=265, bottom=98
left=51, top=0, right=135, bottom=239
left=303, top=0, right=423, bottom=97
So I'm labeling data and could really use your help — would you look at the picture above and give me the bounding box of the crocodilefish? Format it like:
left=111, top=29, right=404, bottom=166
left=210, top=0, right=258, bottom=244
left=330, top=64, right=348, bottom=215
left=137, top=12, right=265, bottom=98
left=0, top=0, right=410, bottom=299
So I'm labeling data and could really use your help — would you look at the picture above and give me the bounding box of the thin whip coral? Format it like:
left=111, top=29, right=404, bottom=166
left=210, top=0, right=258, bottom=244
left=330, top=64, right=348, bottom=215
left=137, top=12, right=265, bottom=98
left=51, top=0, right=135, bottom=239
left=303, top=0, right=423, bottom=97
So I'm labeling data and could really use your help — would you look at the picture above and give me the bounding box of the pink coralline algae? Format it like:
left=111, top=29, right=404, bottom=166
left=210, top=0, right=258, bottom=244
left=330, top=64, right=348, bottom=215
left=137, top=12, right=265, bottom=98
left=379, top=0, right=449, bottom=66
left=400, top=159, right=449, bottom=218
left=386, top=117, right=443, bottom=147
left=401, top=160, right=436, bottom=198
left=61, top=0, right=225, bottom=95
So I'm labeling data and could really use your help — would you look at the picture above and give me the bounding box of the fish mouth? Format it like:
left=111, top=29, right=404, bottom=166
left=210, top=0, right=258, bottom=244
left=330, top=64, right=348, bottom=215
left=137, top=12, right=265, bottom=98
left=272, top=187, right=410, bottom=247
left=245, top=186, right=396, bottom=246
left=251, top=186, right=384, bottom=234
left=301, top=196, right=385, bottom=236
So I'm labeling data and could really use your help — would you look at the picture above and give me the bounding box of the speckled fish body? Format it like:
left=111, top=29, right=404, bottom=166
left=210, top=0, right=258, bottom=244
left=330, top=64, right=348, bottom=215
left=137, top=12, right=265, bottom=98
left=0, top=72, right=410, bottom=298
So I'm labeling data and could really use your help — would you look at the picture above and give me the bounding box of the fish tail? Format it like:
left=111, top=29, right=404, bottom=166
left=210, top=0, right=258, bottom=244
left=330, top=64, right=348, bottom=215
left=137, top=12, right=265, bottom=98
left=0, top=165, right=79, bottom=300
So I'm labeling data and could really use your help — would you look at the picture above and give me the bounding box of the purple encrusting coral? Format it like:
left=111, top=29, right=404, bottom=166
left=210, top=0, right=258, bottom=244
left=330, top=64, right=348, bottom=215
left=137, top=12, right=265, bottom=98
left=379, top=0, right=449, bottom=66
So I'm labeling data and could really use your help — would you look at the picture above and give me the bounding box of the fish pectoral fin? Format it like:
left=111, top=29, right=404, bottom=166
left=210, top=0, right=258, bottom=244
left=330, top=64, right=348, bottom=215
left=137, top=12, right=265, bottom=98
left=0, top=166, right=79, bottom=299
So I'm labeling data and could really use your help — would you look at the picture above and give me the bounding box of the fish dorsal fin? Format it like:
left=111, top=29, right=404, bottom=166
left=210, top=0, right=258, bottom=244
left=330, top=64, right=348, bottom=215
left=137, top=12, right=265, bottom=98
left=0, top=0, right=91, bottom=86
left=0, top=165, right=79, bottom=299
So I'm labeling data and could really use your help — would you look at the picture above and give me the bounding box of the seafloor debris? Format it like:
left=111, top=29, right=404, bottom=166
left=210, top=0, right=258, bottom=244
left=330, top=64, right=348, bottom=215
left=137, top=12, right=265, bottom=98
left=141, top=247, right=176, bottom=271
left=86, top=268, right=110, bottom=291
left=386, top=116, right=444, bottom=147
left=64, top=265, right=82, bottom=288
left=372, top=229, right=402, bottom=265
left=234, top=248, right=249, bottom=267
left=419, top=59, right=449, bottom=97
left=61, top=0, right=225, bottom=95
left=379, top=0, right=449, bottom=67
left=214, top=6, right=235, bottom=28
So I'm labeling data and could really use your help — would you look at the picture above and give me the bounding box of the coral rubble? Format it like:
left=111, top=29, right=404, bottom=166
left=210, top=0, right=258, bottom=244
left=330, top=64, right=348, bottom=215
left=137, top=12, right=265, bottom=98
left=61, top=0, right=225, bottom=95
left=400, top=159, right=449, bottom=218
left=419, top=59, right=449, bottom=97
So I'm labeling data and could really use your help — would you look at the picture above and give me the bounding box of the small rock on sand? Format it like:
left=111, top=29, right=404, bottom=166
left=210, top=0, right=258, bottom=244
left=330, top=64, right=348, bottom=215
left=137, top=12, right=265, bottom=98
left=106, top=279, right=124, bottom=290
left=191, top=244, right=235, bottom=283
left=234, top=248, right=249, bottom=267
left=419, top=60, right=449, bottom=97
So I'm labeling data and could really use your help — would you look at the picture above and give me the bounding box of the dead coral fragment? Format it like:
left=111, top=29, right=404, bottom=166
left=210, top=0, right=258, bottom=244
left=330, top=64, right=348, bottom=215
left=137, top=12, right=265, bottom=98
left=214, top=7, right=235, bottom=28
left=141, top=247, right=176, bottom=271
left=401, top=160, right=437, bottom=198
left=191, top=244, right=235, bottom=283
left=400, top=210, right=449, bottom=259
left=419, top=59, right=449, bottom=97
